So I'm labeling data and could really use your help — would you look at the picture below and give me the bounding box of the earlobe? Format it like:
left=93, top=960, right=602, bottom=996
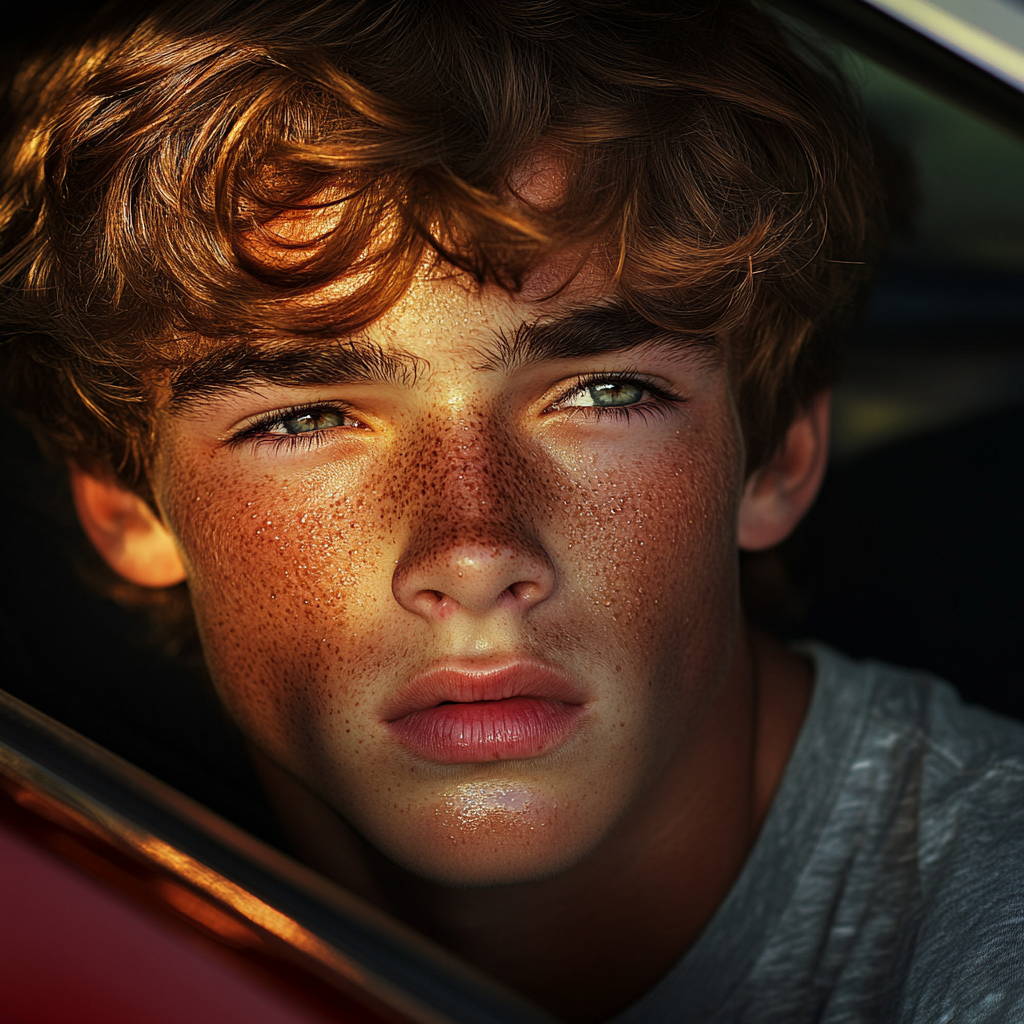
left=69, top=466, right=187, bottom=588
left=737, top=391, right=830, bottom=552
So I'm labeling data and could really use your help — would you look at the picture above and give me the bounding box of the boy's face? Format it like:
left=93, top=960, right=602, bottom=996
left=150, top=262, right=749, bottom=886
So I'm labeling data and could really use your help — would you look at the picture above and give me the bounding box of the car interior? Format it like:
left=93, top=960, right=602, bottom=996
left=0, top=0, right=1021, bottom=1019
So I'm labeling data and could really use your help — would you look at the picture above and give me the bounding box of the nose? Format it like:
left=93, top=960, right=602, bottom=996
left=391, top=412, right=558, bottom=622
left=392, top=540, right=556, bottom=621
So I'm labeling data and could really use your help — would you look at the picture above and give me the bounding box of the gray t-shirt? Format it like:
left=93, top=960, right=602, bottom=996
left=612, top=644, right=1024, bottom=1023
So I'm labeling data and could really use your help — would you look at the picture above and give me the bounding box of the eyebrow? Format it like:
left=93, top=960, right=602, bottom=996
left=168, top=337, right=425, bottom=410
left=482, top=301, right=720, bottom=373
left=168, top=301, right=717, bottom=409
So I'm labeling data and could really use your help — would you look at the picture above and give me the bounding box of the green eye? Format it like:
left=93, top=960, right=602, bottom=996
left=273, top=409, right=349, bottom=434
left=587, top=382, right=644, bottom=406
left=563, top=381, right=646, bottom=408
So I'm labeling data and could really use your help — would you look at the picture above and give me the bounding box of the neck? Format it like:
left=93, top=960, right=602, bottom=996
left=253, top=626, right=811, bottom=1023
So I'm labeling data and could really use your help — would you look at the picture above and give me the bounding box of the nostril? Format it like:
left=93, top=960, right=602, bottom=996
left=393, top=542, right=556, bottom=619
left=507, top=580, right=547, bottom=604
left=410, top=590, right=443, bottom=613
left=413, top=590, right=470, bottom=621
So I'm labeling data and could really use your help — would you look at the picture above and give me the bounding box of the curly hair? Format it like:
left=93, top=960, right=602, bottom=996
left=0, top=0, right=884, bottom=496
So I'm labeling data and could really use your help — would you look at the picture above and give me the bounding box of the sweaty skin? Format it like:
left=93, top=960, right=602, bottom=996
left=141, top=263, right=812, bottom=1021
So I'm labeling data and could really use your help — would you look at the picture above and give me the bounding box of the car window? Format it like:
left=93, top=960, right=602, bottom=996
left=753, top=2, right=1024, bottom=716
left=835, top=42, right=1024, bottom=456
left=1, top=1, right=1022, bottom=1017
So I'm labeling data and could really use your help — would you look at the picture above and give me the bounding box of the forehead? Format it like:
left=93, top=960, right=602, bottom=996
left=359, top=271, right=543, bottom=358
left=346, top=261, right=618, bottom=363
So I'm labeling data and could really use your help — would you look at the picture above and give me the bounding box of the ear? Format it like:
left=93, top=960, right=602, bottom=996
left=69, top=466, right=187, bottom=588
left=737, top=391, right=830, bottom=552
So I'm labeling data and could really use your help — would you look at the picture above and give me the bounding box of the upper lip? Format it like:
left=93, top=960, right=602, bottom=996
left=382, top=660, right=586, bottom=722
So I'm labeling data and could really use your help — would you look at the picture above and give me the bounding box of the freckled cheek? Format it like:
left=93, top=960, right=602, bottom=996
left=167, top=475, right=383, bottom=606
left=549, top=439, right=741, bottom=628
left=540, top=435, right=743, bottom=757
left=156, top=457, right=403, bottom=754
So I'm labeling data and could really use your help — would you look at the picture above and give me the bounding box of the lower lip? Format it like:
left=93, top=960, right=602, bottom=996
left=388, top=697, right=582, bottom=763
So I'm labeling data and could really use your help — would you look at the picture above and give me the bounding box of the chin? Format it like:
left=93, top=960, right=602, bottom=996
left=360, top=779, right=605, bottom=888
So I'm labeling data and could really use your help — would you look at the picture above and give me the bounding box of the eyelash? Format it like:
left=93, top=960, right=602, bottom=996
left=229, top=402, right=362, bottom=452
left=547, top=372, right=684, bottom=423
left=229, top=373, right=683, bottom=453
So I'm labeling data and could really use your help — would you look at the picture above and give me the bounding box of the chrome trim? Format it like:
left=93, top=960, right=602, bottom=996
left=863, top=0, right=1024, bottom=92
left=0, top=687, right=557, bottom=1024
left=769, top=0, right=1024, bottom=137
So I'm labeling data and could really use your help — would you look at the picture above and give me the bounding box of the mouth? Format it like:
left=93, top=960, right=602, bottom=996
left=383, top=662, right=587, bottom=764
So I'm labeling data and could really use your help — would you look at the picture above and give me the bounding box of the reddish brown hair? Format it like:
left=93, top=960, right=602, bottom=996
left=0, top=0, right=884, bottom=491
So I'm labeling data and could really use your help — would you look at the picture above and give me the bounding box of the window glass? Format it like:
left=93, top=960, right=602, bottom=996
left=759, top=11, right=1024, bottom=714
left=833, top=47, right=1024, bottom=457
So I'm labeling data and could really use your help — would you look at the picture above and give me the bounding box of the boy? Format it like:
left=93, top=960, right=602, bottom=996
left=1, top=1, right=1021, bottom=1020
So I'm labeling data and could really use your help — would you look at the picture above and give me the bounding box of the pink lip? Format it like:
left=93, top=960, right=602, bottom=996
left=384, top=662, right=586, bottom=764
